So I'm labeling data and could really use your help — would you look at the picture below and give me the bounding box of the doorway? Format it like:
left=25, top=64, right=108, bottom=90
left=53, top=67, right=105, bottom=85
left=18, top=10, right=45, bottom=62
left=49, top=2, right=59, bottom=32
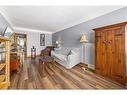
left=14, top=33, right=27, bottom=58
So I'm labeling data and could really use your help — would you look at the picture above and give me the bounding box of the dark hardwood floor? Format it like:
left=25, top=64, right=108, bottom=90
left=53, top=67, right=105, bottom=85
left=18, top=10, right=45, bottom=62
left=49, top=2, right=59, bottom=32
left=9, top=57, right=127, bottom=89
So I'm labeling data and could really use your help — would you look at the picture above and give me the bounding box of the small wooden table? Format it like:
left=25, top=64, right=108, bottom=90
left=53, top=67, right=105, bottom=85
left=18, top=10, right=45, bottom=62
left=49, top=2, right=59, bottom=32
left=39, top=56, right=54, bottom=77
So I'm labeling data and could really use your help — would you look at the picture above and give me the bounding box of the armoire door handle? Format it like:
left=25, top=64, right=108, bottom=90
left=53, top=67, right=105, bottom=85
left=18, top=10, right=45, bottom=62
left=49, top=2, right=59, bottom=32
left=108, top=41, right=112, bottom=44
left=103, top=41, right=107, bottom=44
left=106, top=40, right=112, bottom=45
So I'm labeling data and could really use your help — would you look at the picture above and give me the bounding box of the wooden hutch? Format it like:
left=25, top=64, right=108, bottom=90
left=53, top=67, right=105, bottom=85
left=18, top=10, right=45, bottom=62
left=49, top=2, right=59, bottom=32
left=0, top=37, right=10, bottom=89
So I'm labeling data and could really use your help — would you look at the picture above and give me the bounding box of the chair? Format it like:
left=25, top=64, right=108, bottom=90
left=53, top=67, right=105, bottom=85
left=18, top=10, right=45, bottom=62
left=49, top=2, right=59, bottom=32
left=40, top=46, right=55, bottom=56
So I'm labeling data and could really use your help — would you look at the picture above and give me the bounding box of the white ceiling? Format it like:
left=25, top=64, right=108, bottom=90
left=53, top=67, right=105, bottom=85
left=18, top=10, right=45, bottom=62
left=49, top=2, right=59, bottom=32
left=1, top=6, right=125, bottom=33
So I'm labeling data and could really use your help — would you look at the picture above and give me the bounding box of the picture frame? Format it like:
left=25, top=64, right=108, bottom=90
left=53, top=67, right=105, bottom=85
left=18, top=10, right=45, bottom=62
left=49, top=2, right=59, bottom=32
left=40, top=34, right=45, bottom=46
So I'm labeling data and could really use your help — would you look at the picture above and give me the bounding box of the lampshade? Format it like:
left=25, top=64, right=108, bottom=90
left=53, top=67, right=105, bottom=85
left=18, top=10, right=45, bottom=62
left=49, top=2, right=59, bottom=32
left=80, top=34, right=88, bottom=43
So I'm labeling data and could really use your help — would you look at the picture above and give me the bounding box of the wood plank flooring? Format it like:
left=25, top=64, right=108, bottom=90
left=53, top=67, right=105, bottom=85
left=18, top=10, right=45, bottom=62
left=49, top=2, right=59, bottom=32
left=9, top=57, right=126, bottom=89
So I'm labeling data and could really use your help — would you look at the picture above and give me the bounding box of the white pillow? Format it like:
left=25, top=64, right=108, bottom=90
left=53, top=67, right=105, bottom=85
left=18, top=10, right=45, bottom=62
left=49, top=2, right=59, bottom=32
left=54, top=48, right=61, bottom=53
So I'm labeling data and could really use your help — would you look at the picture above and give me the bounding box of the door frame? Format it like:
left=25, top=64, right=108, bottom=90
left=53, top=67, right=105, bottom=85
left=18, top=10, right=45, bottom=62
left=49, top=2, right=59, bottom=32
left=14, top=33, right=27, bottom=58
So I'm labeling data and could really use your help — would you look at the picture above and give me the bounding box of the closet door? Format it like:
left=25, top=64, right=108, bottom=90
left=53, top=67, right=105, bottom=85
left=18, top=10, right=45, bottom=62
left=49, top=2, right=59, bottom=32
left=113, top=26, right=126, bottom=84
left=94, top=22, right=126, bottom=85
left=95, top=31, right=107, bottom=76
left=106, top=29, right=115, bottom=79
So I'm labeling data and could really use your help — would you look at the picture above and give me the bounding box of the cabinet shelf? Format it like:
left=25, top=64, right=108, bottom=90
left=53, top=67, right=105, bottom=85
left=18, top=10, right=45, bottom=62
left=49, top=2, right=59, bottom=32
left=0, top=75, right=5, bottom=82
left=0, top=64, right=5, bottom=71
left=0, top=51, right=6, bottom=54
left=0, top=82, right=8, bottom=89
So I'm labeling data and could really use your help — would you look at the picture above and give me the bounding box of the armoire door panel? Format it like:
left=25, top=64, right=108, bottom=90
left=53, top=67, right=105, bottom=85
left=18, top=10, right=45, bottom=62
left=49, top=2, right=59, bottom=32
left=106, top=29, right=115, bottom=79
left=101, top=31, right=107, bottom=76
left=95, top=32, right=102, bottom=74
left=113, top=27, right=126, bottom=84
left=95, top=31, right=107, bottom=76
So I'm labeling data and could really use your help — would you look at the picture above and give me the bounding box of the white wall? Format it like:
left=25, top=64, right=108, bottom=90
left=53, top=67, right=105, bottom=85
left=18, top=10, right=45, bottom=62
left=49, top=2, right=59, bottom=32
left=15, top=30, right=52, bottom=56
left=53, top=7, right=127, bottom=71
left=85, top=43, right=95, bottom=69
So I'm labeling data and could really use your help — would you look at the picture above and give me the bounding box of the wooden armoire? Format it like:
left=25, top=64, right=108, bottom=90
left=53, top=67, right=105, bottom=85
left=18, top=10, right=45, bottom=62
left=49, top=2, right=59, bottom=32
left=93, top=22, right=126, bottom=85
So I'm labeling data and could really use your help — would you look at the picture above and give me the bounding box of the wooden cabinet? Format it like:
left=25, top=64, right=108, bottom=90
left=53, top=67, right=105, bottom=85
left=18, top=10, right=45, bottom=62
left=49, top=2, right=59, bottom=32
left=40, top=46, right=55, bottom=56
left=10, top=54, right=20, bottom=73
left=0, top=37, right=10, bottom=89
left=93, top=22, right=126, bottom=85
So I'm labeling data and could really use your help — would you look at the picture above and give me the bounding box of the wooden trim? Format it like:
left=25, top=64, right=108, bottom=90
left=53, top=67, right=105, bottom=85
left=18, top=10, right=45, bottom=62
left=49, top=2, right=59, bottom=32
left=0, top=37, right=10, bottom=41
left=15, top=32, right=27, bottom=35
left=5, top=41, right=10, bottom=85
left=93, top=21, right=127, bottom=31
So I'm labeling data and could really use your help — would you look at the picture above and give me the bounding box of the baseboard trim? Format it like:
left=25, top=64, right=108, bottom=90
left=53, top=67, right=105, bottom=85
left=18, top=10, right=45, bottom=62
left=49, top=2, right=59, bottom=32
left=27, top=54, right=40, bottom=58
left=79, top=62, right=88, bottom=69
left=88, top=64, right=95, bottom=70
left=79, top=62, right=95, bottom=69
